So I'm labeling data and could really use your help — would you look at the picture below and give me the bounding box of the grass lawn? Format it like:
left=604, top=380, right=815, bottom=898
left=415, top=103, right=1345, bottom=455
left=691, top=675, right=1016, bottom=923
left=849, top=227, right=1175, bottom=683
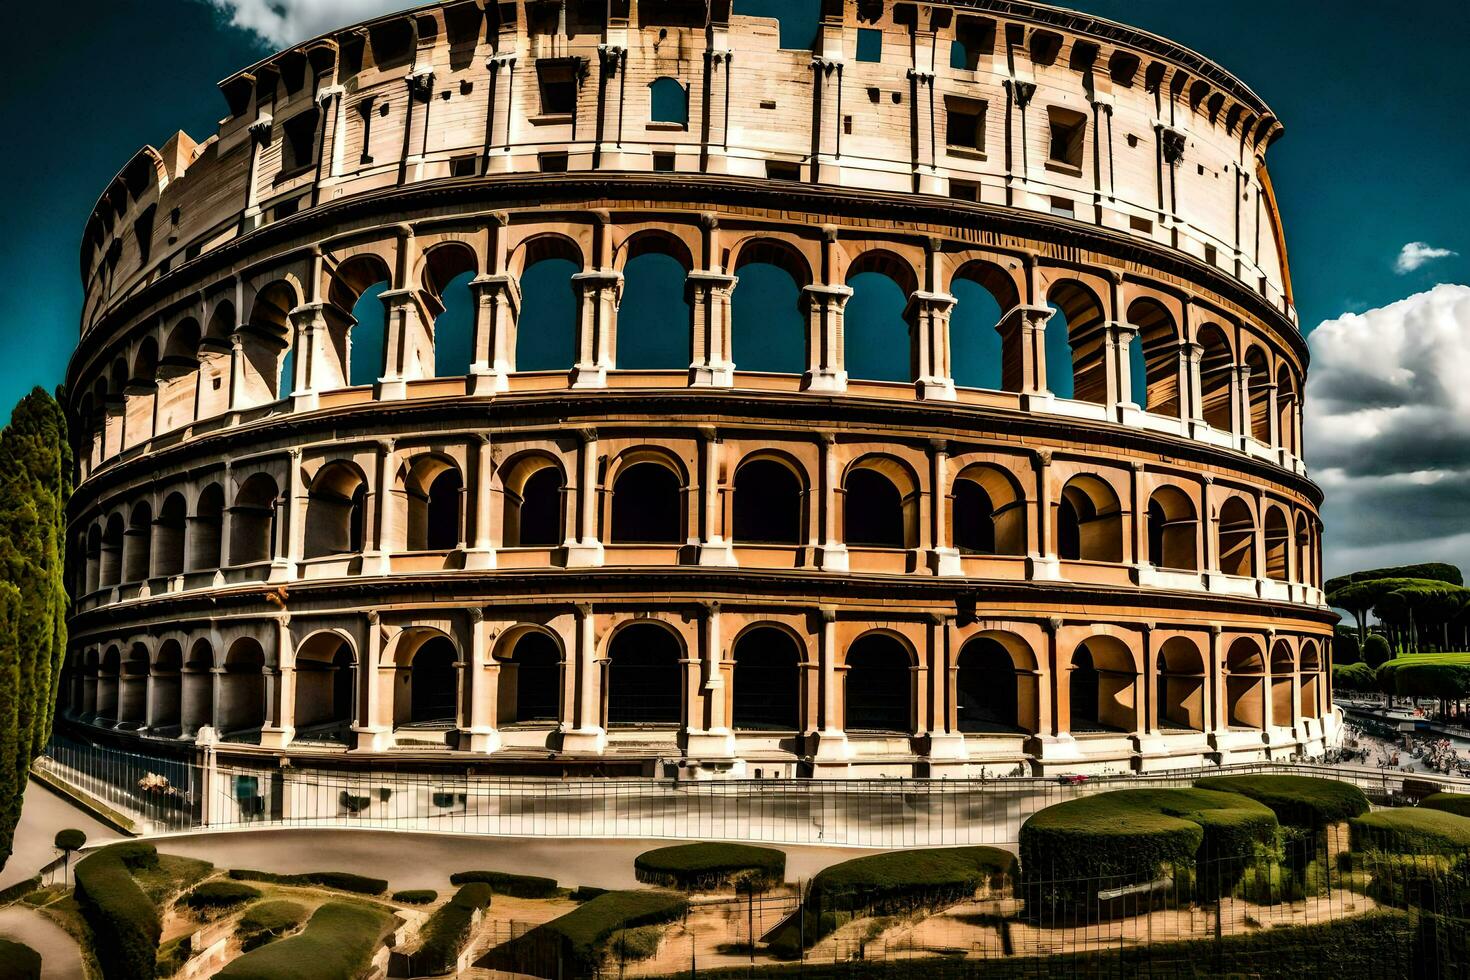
left=132, top=854, right=215, bottom=907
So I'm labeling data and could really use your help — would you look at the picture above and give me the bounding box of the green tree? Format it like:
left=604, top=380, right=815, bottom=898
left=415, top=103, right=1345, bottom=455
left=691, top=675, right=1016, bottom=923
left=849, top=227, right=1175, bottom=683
left=1333, top=629, right=1360, bottom=665
left=1363, top=633, right=1393, bottom=669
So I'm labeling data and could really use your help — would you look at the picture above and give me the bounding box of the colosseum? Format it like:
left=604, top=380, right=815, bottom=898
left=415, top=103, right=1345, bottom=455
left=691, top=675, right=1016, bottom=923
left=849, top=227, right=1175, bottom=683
left=61, top=0, right=1335, bottom=786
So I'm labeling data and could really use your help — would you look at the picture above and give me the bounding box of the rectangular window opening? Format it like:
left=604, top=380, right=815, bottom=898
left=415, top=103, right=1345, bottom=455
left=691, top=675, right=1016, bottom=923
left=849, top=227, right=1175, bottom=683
left=281, top=108, right=321, bottom=173
left=855, top=28, right=883, bottom=63
left=539, top=152, right=569, bottom=173
left=535, top=58, right=582, bottom=117
left=944, top=96, right=986, bottom=153
left=449, top=155, right=478, bottom=178
left=1129, top=214, right=1154, bottom=234
left=949, top=180, right=979, bottom=203
left=1049, top=196, right=1075, bottom=218
left=766, top=160, right=802, bottom=182
left=1046, top=106, right=1087, bottom=170
left=652, top=152, right=676, bottom=173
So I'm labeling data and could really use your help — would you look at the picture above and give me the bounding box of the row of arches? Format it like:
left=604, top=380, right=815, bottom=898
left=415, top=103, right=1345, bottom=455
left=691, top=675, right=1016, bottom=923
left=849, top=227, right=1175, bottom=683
left=75, top=447, right=1321, bottom=594
left=65, top=622, right=1326, bottom=747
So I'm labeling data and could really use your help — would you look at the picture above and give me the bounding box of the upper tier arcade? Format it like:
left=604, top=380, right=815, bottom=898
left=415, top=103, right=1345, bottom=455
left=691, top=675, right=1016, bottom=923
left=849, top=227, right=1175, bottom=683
left=76, top=0, right=1294, bottom=340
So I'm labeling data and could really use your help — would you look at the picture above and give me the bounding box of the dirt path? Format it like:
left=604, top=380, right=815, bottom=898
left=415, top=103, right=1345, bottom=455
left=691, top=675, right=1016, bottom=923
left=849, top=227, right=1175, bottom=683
left=0, top=905, right=86, bottom=980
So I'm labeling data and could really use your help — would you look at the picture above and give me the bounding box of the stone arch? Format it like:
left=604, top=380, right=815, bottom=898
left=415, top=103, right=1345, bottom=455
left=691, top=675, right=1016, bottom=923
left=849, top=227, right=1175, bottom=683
left=843, top=454, right=920, bottom=549
left=949, top=258, right=1020, bottom=391
left=1294, top=513, right=1313, bottom=587
left=500, top=451, right=566, bottom=548
left=1263, top=505, right=1290, bottom=581
left=951, top=462, right=1026, bottom=555
left=219, top=637, right=267, bottom=737
left=604, top=620, right=684, bottom=727
left=197, top=300, right=236, bottom=418
left=390, top=628, right=460, bottom=729
left=118, top=641, right=150, bottom=727
left=1244, top=345, right=1271, bottom=443
left=149, top=639, right=183, bottom=732
left=100, top=512, right=125, bottom=586
left=844, top=249, right=919, bottom=383
left=401, top=453, right=463, bottom=552
left=419, top=241, right=480, bottom=377
left=304, top=461, right=369, bottom=559
left=514, top=233, right=584, bottom=372
left=1057, top=474, right=1123, bottom=563
left=330, top=254, right=394, bottom=388
left=1270, top=639, right=1296, bottom=727
left=732, top=451, right=807, bottom=545
left=1299, top=640, right=1323, bottom=719
left=729, top=236, right=812, bottom=374
left=730, top=623, right=804, bottom=731
left=293, top=630, right=357, bottom=739
left=158, top=318, right=201, bottom=433
left=1127, top=297, right=1182, bottom=416
left=1046, top=279, right=1107, bottom=403
left=191, top=482, right=225, bottom=571
left=230, top=472, right=279, bottom=566
left=1197, top=323, right=1234, bottom=431
left=84, top=522, right=102, bottom=593
left=155, top=491, right=187, bottom=577
left=843, top=631, right=915, bottom=733
left=1156, top=636, right=1205, bottom=731
left=1146, top=485, right=1198, bottom=570
left=608, top=448, right=687, bottom=544
left=1217, top=495, right=1257, bottom=577
left=956, top=632, right=1038, bottom=734
left=495, top=627, right=563, bottom=724
left=181, top=638, right=215, bottom=733
left=243, top=279, right=301, bottom=402
left=1225, top=638, right=1266, bottom=729
left=122, top=499, right=153, bottom=582
left=616, top=230, right=694, bottom=371
left=1068, top=635, right=1138, bottom=733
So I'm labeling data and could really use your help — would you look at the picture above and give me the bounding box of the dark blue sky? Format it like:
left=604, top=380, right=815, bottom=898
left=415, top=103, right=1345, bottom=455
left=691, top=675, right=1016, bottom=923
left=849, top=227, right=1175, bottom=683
left=4, top=0, right=1466, bottom=417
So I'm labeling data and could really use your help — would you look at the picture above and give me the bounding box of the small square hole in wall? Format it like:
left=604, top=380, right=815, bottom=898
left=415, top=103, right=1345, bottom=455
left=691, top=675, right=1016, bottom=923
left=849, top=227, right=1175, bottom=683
left=539, top=152, right=568, bottom=173
left=760, top=99, right=777, bottom=110
left=449, top=155, right=478, bottom=178
left=766, top=160, right=802, bottom=181
left=273, top=197, right=300, bottom=221
left=843, top=115, right=853, bottom=135
left=867, top=87, right=880, bottom=104
left=1126, top=133, right=1139, bottom=148
left=1129, top=214, right=1154, bottom=233
left=1049, top=196, right=1075, bottom=218
left=212, top=378, right=222, bottom=391
left=1204, top=244, right=1218, bottom=266
left=652, top=152, right=676, bottom=172
left=950, top=180, right=979, bottom=203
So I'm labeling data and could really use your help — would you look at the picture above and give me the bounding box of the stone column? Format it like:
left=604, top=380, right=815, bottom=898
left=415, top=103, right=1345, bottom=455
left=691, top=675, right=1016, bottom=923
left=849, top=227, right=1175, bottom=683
left=287, top=302, right=352, bottom=410
left=686, top=603, right=735, bottom=757
left=1182, top=341, right=1205, bottom=431
left=688, top=272, right=738, bottom=387
left=1232, top=362, right=1252, bottom=445
left=463, top=608, right=499, bottom=752
left=996, top=304, right=1054, bottom=403
left=911, top=291, right=957, bottom=400
left=465, top=435, right=496, bottom=570
left=1029, top=450, right=1059, bottom=579
left=927, top=615, right=967, bottom=762
left=571, top=271, right=622, bottom=388
left=811, top=607, right=848, bottom=764
left=227, top=333, right=249, bottom=412
left=353, top=611, right=392, bottom=752
left=468, top=273, right=519, bottom=395
left=363, top=439, right=396, bottom=575
left=816, top=433, right=848, bottom=571
left=561, top=603, right=606, bottom=752
left=1104, top=320, right=1141, bottom=420
left=377, top=288, right=434, bottom=400
left=260, top=617, right=296, bottom=749
left=564, top=429, right=604, bottom=567
left=928, top=440, right=961, bottom=575
left=802, top=284, right=852, bottom=393
left=271, top=449, right=302, bottom=583
left=697, top=428, right=735, bottom=566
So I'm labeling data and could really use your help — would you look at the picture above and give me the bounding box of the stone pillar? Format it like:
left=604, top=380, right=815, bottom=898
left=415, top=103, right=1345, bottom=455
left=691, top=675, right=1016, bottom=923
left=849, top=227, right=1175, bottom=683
left=1232, top=362, right=1252, bottom=444
left=927, top=615, right=967, bottom=762
left=272, top=449, right=302, bottom=583
left=564, top=429, right=604, bottom=567
left=1263, top=380, right=1280, bottom=449
left=377, top=288, right=434, bottom=400
left=571, top=271, right=622, bottom=388
left=1104, top=320, right=1141, bottom=419
left=688, top=272, right=738, bottom=387
left=816, top=433, right=848, bottom=571
left=1029, top=450, right=1059, bottom=579
left=227, top=333, right=249, bottom=412
left=1182, top=341, right=1205, bottom=429
left=259, top=617, right=296, bottom=749
left=363, top=439, right=396, bottom=575
left=287, top=302, right=352, bottom=410
left=911, top=291, right=957, bottom=400
left=468, top=273, right=519, bottom=395
left=561, top=603, right=605, bottom=752
left=802, top=284, right=852, bottom=392
left=996, top=304, right=1054, bottom=403
left=687, top=603, right=735, bottom=757
left=353, top=611, right=392, bottom=752
left=811, top=607, right=848, bottom=764
left=463, top=609, right=499, bottom=752
left=697, top=428, right=735, bottom=566
left=928, top=440, right=961, bottom=575
left=465, top=435, right=496, bottom=570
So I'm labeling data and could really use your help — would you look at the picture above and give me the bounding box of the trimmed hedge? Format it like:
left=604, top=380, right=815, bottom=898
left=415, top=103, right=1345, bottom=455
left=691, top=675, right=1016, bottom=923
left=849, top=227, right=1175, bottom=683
left=182, top=880, right=262, bottom=910
left=73, top=842, right=162, bottom=980
left=766, top=847, right=1015, bottom=958
left=215, top=901, right=396, bottom=980
left=236, top=900, right=309, bottom=952
left=0, top=874, right=40, bottom=906
left=391, top=888, right=438, bottom=905
left=634, top=843, right=786, bottom=892
left=227, top=869, right=387, bottom=895
left=481, top=889, right=687, bottom=976
left=0, top=937, right=41, bottom=980
left=54, top=828, right=87, bottom=852
left=1423, top=793, right=1470, bottom=818
left=448, top=870, right=558, bottom=898
left=1350, top=807, right=1470, bottom=854
left=1192, top=775, right=1370, bottom=829
left=1019, top=788, right=1277, bottom=921
left=411, top=882, right=493, bottom=975
left=570, top=886, right=608, bottom=903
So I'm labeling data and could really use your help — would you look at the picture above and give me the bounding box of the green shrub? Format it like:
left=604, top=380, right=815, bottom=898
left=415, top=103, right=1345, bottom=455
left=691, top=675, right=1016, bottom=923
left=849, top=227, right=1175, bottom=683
left=1423, top=793, right=1470, bottom=818
left=1350, top=807, right=1470, bottom=854
left=0, top=875, right=41, bottom=906
left=448, top=870, right=558, bottom=898
left=215, top=901, right=395, bottom=980
left=1019, top=789, right=1277, bottom=922
left=1363, top=634, right=1393, bottom=669
left=1356, top=852, right=1470, bottom=910
left=634, top=843, right=786, bottom=892
left=1193, top=775, right=1370, bottom=830
left=227, top=869, right=387, bottom=895
left=481, top=889, right=688, bottom=976
left=155, top=934, right=192, bottom=977
left=182, top=880, right=262, bottom=911
left=766, top=847, right=1015, bottom=958
left=411, top=882, right=493, bottom=975
left=236, top=900, right=309, bottom=952
left=54, top=828, right=87, bottom=852
left=391, top=889, right=438, bottom=905
left=73, top=842, right=162, bottom=980
left=607, top=924, right=665, bottom=961
left=1333, top=662, right=1378, bottom=693
left=570, top=886, right=608, bottom=903
left=0, top=938, right=42, bottom=980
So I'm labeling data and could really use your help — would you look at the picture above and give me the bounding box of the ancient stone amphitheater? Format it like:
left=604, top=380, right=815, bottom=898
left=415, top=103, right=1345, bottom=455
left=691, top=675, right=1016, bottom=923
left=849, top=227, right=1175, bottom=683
left=62, top=0, right=1334, bottom=782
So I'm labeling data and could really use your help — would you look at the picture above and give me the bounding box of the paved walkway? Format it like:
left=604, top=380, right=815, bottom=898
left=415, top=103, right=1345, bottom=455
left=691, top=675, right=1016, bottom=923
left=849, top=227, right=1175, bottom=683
left=0, top=905, right=85, bottom=980
left=2, top=780, right=120, bottom=891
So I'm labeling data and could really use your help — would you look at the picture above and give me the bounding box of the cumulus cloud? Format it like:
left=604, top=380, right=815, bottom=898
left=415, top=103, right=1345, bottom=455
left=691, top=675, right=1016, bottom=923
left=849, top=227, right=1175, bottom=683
left=202, top=0, right=416, bottom=48
left=1394, top=241, right=1459, bottom=274
left=1306, top=283, right=1470, bottom=576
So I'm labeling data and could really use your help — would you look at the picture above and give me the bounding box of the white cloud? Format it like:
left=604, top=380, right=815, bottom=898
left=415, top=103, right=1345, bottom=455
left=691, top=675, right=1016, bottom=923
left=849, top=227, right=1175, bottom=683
left=1394, top=241, right=1458, bottom=274
left=202, top=1, right=416, bottom=48
left=1306, top=283, right=1470, bottom=578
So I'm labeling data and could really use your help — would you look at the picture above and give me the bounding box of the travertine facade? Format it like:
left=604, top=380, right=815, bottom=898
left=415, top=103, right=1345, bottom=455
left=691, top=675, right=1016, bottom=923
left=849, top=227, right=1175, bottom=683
left=62, top=0, right=1333, bottom=778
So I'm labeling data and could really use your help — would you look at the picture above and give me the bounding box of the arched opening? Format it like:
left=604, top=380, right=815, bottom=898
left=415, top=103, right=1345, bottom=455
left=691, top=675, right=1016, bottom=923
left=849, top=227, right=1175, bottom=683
left=732, top=458, right=803, bottom=544
left=731, top=627, right=801, bottom=730
left=97, top=646, right=120, bottom=723
left=1295, top=515, right=1313, bottom=587
left=1277, top=365, right=1298, bottom=455
left=158, top=318, right=202, bottom=433
left=85, top=523, right=102, bottom=593
left=952, top=464, right=1025, bottom=555
left=1299, top=643, right=1322, bottom=719
left=950, top=261, right=1017, bottom=391
left=149, top=641, right=182, bottom=732
left=610, top=459, right=683, bottom=543
left=421, top=243, right=479, bottom=377
left=218, top=638, right=266, bottom=738
left=293, top=633, right=356, bottom=741
left=401, top=635, right=459, bottom=728
left=956, top=637, right=1031, bottom=733
left=617, top=236, right=693, bottom=370
left=1197, top=325, right=1234, bottom=431
left=648, top=77, right=689, bottom=126
left=1128, top=298, right=1181, bottom=416
left=516, top=237, right=582, bottom=371
left=1217, top=497, right=1256, bottom=578
left=101, top=513, right=124, bottom=586
left=155, top=493, right=187, bottom=576
left=844, top=458, right=916, bottom=548
left=118, top=643, right=149, bottom=727
left=1245, top=347, right=1271, bottom=443
left=230, top=473, right=279, bottom=566
left=1270, top=642, right=1295, bottom=728
left=122, top=501, right=153, bottom=582
left=1155, top=637, right=1205, bottom=731
left=606, top=623, right=683, bottom=726
left=198, top=301, right=236, bottom=417
left=191, top=483, right=225, bottom=571
left=1046, top=280, right=1106, bottom=402
left=502, top=456, right=565, bottom=548
left=731, top=239, right=809, bottom=374
left=304, top=462, right=368, bottom=559
left=329, top=255, right=394, bottom=388
left=1057, top=475, right=1123, bottom=563
left=1146, top=487, right=1198, bottom=570
left=844, top=251, right=917, bottom=383
left=243, top=280, right=298, bottom=402
left=403, top=456, right=463, bottom=552
left=844, top=634, right=912, bottom=733
left=499, top=631, right=561, bottom=724
left=181, top=640, right=215, bottom=734
left=1264, top=507, right=1289, bottom=581
left=1068, top=638, right=1137, bottom=732
left=1225, top=640, right=1265, bottom=729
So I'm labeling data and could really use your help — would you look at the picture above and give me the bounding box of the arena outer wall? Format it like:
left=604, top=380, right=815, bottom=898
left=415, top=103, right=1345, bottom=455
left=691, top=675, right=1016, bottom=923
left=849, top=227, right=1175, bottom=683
left=60, top=0, right=1335, bottom=782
